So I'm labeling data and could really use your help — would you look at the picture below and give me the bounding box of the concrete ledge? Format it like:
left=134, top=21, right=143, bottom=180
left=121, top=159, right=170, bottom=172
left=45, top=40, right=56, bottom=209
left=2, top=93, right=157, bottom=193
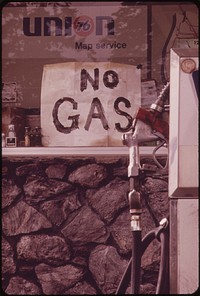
left=2, top=146, right=168, bottom=157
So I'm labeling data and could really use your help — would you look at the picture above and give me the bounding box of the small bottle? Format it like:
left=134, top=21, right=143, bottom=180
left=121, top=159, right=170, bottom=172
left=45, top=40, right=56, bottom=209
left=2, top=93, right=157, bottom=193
left=6, top=124, right=17, bottom=147
left=24, top=127, right=30, bottom=147
left=8, top=124, right=16, bottom=137
left=2, top=133, right=6, bottom=147
left=34, top=127, right=42, bottom=146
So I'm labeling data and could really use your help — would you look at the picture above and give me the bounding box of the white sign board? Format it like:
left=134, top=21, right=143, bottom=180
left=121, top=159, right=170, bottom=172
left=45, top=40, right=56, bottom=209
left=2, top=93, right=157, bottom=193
left=41, top=62, right=141, bottom=146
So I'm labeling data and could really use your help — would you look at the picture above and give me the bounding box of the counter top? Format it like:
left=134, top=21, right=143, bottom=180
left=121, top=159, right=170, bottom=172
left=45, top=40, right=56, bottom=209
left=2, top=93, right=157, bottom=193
left=2, top=146, right=168, bottom=157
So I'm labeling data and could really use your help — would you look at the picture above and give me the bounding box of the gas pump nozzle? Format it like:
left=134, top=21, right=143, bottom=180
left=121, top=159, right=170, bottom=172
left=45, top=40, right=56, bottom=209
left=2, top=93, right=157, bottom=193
left=134, top=81, right=170, bottom=143
left=122, top=120, right=158, bottom=178
left=122, top=82, right=170, bottom=174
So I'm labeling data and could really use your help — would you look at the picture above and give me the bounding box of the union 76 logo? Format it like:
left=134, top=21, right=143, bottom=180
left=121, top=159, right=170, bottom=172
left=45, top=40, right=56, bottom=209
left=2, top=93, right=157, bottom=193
left=73, top=15, right=94, bottom=36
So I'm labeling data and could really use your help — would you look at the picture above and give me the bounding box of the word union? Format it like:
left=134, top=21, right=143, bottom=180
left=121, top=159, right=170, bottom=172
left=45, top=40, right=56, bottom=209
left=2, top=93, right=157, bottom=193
left=23, top=16, right=115, bottom=36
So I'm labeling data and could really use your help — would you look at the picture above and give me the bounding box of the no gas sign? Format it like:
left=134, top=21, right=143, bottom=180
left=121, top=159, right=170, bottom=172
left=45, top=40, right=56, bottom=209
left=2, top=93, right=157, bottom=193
left=41, top=62, right=141, bottom=146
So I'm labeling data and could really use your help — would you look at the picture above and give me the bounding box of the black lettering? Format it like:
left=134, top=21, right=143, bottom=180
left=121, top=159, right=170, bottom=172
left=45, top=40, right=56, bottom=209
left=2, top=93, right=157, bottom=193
left=103, top=70, right=119, bottom=89
left=84, top=97, right=109, bottom=131
left=75, top=42, right=83, bottom=49
left=44, top=17, right=62, bottom=36
left=114, top=97, right=133, bottom=132
left=52, top=97, right=80, bottom=134
left=23, top=17, right=42, bottom=36
left=65, top=17, right=72, bottom=36
left=96, top=16, right=115, bottom=35
left=80, top=68, right=99, bottom=91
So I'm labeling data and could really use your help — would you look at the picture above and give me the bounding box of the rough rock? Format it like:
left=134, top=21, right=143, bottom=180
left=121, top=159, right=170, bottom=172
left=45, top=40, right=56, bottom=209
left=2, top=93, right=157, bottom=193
left=2, top=165, right=8, bottom=176
left=40, top=193, right=81, bottom=226
left=126, top=283, right=156, bottom=294
left=23, top=176, right=73, bottom=205
left=140, top=283, right=157, bottom=294
left=89, top=245, right=128, bottom=294
left=2, top=179, right=22, bottom=209
left=113, top=166, right=128, bottom=177
left=2, top=200, right=52, bottom=236
left=143, top=177, right=168, bottom=193
left=68, top=163, right=108, bottom=188
left=5, top=276, right=42, bottom=295
left=15, top=163, right=42, bottom=176
left=2, top=237, right=16, bottom=275
left=45, top=164, right=67, bottom=179
left=35, top=263, right=84, bottom=294
left=145, top=192, right=169, bottom=223
left=17, top=234, right=71, bottom=266
left=61, top=206, right=109, bottom=245
left=109, top=210, right=132, bottom=255
left=86, top=178, right=129, bottom=223
left=65, top=281, right=97, bottom=295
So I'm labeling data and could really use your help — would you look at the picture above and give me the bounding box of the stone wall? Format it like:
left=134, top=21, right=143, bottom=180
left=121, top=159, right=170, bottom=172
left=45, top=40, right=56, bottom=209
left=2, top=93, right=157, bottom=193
left=2, top=155, right=168, bottom=295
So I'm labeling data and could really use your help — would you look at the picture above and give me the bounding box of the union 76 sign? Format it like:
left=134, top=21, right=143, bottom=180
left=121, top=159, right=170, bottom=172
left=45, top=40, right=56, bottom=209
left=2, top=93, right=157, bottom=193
left=41, top=62, right=141, bottom=146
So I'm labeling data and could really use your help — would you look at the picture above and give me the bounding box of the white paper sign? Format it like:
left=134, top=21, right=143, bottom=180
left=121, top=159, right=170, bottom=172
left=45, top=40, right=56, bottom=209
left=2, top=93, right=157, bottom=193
left=41, top=62, right=141, bottom=146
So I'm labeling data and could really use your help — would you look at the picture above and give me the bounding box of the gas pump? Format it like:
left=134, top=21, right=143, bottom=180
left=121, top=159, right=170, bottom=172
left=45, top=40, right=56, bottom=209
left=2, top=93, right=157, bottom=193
left=116, top=48, right=198, bottom=294
left=169, top=48, right=198, bottom=294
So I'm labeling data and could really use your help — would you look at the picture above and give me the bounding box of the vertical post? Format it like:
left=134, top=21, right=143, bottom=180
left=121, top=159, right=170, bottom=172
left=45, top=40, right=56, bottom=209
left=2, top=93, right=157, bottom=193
left=147, top=3, right=152, bottom=80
